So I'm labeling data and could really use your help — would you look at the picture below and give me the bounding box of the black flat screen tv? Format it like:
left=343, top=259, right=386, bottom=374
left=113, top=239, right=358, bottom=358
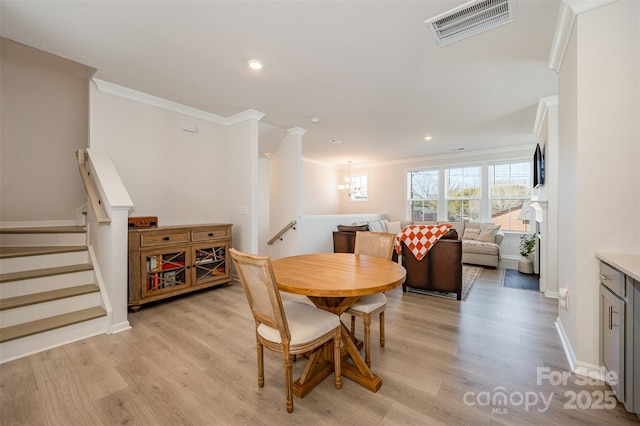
left=533, top=143, right=545, bottom=188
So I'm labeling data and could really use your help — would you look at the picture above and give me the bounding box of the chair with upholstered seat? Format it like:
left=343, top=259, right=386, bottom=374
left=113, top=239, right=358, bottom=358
left=229, top=248, right=342, bottom=413
left=346, top=231, right=396, bottom=367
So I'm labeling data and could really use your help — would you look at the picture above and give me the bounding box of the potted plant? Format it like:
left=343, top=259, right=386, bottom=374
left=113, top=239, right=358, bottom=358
left=518, top=234, right=536, bottom=274
left=519, top=234, right=536, bottom=258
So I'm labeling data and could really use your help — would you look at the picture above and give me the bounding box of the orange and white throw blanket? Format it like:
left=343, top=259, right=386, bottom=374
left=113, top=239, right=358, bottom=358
left=395, top=224, right=452, bottom=261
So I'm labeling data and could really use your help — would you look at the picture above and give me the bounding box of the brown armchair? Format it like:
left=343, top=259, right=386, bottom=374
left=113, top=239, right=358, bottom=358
left=333, top=225, right=399, bottom=262
left=400, top=229, right=463, bottom=299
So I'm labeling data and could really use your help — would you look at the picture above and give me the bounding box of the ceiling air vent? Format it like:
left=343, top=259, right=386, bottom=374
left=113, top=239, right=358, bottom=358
left=425, top=0, right=515, bottom=47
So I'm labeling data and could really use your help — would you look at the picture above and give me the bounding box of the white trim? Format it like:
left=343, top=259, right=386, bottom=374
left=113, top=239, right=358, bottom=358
left=108, top=321, right=132, bottom=334
left=226, top=109, right=266, bottom=125
left=548, top=2, right=577, bottom=72
left=0, top=317, right=107, bottom=364
left=287, top=127, right=308, bottom=136
left=299, top=213, right=387, bottom=221
left=548, top=0, right=619, bottom=72
left=352, top=145, right=534, bottom=169
left=302, top=157, right=339, bottom=168
left=92, top=78, right=266, bottom=127
left=555, top=316, right=577, bottom=371
left=545, top=290, right=560, bottom=299
left=567, top=0, right=619, bottom=14
left=533, top=95, right=559, bottom=140
left=555, top=317, right=604, bottom=381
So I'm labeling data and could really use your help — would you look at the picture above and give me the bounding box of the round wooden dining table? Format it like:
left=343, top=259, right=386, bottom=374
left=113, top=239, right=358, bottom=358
left=271, top=252, right=406, bottom=396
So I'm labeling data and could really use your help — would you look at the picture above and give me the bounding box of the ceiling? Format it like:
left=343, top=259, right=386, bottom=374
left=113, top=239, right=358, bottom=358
left=0, top=0, right=561, bottom=166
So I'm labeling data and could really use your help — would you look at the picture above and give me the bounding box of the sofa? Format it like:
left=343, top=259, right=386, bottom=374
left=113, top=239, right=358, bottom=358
left=456, top=221, right=504, bottom=268
left=333, top=219, right=503, bottom=268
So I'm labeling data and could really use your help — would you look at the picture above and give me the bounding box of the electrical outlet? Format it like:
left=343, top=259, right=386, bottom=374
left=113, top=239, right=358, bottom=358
left=559, top=287, right=569, bottom=309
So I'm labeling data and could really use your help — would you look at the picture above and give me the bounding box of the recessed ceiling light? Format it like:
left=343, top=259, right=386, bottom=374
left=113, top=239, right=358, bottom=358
left=311, top=116, right=320, bottom=123
left=248, top=60, right=263, bottom=70
left=424, top=136, right=432, bottom=141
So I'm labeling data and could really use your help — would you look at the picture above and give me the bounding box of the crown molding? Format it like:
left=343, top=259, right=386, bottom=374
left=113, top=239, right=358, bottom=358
left=533, top=95, right=559, bottom=140
left=287, top=127, right=307, bottom=136
left=548, top=0, right=619, bottom=72
left=92, top=78, right=265, bottom=126
left=354, top=145, right=535, bottom=169
left=302, top=157, right=338, bottom=168
left=225, top=109, right=266, bottom=125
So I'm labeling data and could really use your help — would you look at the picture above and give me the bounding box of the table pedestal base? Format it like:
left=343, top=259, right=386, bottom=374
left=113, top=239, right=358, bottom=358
left=292, top=359, right=335, bottom=398
left=292, top=321, right=381, bottom=398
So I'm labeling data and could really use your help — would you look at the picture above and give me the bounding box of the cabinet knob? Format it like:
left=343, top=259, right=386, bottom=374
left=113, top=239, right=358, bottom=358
left=163, top=237, right=170, bottom=241
left=208, top=233, right=214, bottom=237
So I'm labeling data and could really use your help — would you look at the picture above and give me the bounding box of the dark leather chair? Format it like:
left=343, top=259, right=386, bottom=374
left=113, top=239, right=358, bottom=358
left=400, top=229, right=463, bottom=299
left=333, top=231, right=358, bottom=254
left=333, top=228, right=399, bottom=263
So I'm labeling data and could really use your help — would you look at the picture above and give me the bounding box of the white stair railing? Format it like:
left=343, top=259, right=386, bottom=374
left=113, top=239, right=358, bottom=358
left=77, top=148, right=134, bottom=334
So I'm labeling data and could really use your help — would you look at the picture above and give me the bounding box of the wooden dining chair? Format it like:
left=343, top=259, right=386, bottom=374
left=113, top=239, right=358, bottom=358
left=346, top=231, right=396, bottom=367
left=229, top=248, right=342, bottom=413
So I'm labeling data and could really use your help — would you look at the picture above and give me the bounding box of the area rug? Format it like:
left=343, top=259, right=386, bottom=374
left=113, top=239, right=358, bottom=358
left=502, top=268, right=540, bottom=291
left=406, top=264, right=482, bottom=301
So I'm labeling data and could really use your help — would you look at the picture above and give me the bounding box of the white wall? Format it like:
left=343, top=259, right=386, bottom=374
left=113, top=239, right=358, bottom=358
left=301, top=159, right=340, bottom=215
left=257, top=156, right=270, bottom=256
left=268, top=128, right=304, bottom=260
left=228, top=118, right=261, bottom=254
left=89, top=84, right=231, bottom=226
left=557, top=0, right=640, bottom=370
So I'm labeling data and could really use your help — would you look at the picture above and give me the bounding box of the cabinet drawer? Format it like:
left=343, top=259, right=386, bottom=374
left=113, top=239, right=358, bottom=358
left=141, top=232, right=190, bottom=247
left=600, top=262, right=625, bottom=298
left=192, top=228, right=229, bottom=241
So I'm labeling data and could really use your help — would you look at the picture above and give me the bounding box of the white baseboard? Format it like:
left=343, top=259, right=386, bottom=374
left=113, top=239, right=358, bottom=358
left=545, top=290, right=559, bottom=299
left=499, top=257, right=518, bottom=270
left=556, top=316, right=577, bottom=371
left=555, top=317, right=605, bottom=381
left=109, top=320, right=132, bottom=334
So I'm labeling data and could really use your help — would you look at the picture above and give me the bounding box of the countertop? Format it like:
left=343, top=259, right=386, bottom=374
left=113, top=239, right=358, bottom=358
left=595, top=252, right=640, bottom=282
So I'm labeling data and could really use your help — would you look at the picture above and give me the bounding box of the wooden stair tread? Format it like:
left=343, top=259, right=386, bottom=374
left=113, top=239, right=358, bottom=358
left=0, top=284, right=99, bottom=311
left=0, top=306, right=106, bottom=343
left=0, top=226, right=86, bottom=234
left=0, top=246, right=87, bottom=259
left=0, top=263, right=93, bottom=283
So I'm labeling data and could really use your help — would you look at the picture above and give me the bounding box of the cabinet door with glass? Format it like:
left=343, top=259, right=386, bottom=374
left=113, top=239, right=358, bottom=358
left=191, top=242, right=229, bottom=286
left=141, top=246, right=189, bottom=298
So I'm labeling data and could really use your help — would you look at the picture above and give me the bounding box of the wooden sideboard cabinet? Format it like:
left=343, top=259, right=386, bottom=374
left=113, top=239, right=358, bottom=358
left=128, top=223, right=232, bottom=310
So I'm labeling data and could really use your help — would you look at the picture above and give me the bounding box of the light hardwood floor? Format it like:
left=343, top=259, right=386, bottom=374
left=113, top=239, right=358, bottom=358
left=1, top=268, right=639, bottom=425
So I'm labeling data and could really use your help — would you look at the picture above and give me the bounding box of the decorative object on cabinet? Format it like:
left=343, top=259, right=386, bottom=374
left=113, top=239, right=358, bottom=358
left=128, top=216, right=158, bottom=228
left=128, top=223, right=232, bottom=310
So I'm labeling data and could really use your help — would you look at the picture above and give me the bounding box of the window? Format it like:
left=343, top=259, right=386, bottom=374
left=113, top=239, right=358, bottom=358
left=489, top=161, right=531, bottom=231
left=445, top=166, right=480, bottom=222
left=408, top=169, right=438, bottom=221
left=350, top=173, right=368, bottom=201
left=405, top=159, right=530, bottom=228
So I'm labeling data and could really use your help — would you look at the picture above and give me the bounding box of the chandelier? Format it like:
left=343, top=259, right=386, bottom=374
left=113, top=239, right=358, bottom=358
left=337, top=161, right=360, bottom=196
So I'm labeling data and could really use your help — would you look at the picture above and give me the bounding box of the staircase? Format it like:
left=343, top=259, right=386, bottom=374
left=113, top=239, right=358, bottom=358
left=0, top=226, right=108, bottom=363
